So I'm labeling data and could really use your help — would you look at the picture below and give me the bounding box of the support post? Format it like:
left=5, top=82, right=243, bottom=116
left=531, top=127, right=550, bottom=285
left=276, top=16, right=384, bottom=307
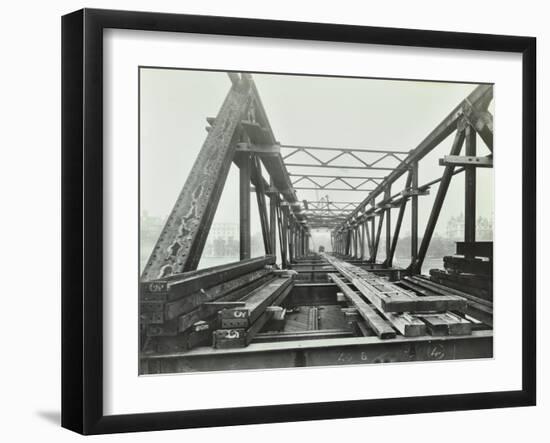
left=411, top=125, right=466, bottom=273
left=365, top=220, right=372, bottom=258
left=360, top=222, right=366, bottom=260
left=280, top=204, right=289, bottom=267
left=251, top=156, right=272, bottom=255
left=388, top=173, right=412, bottom=267
left=239, top=154, right=251, bottom=260
left=370, top=201, right=376, bottom=262
left=372, top=210, right=385, bottom=263
left=385, top=187, right=392, bottom=264
left=269, top=181, right=277, bottom=255
left=411, top=162, right=419, bottom=263
left=464, top=124, right=477, bottom=258
left=287, top=214, right=294, bottom=263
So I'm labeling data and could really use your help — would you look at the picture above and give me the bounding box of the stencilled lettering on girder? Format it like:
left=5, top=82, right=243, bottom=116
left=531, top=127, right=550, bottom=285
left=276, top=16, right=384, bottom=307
left=218, top=330, right=241, bottom=339
left=427, top=343, right=446, bottom=360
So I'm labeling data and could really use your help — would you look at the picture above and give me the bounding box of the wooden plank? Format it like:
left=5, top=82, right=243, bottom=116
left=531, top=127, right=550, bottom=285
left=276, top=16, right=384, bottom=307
left=353, top=277, right=466, bottom=313
left=329, top=274, right=396, bottom=339
left=356, top=321, right=373, bottom=337
left=165, top=269, right=273, bottom=321
left=213, top=309, right=276, bottom=349
left=384, top=312, right=426, bottom=337
left=409, top=276, right=492, bottom=309
left=398, top=279, right=437, bottom=297
left=443, top=312, right=473, bottom=336
left=142, top=255, right=275, bottom=300
left=220, top=277, right=293, bottom=328
left=324, top=254, right=466, bottom=313
left=177, top=273, right=273, bottom=332
left=409, top=277, right=493, bottom=327
left=419, top=312, right=472, bottom=336
left=420, top=314, right=450, bottom=336
left=456, top=241, right=493, bottom=259
left=430, top=268, right=492, bottom=293
left=442, top=256, right=492, bottom=276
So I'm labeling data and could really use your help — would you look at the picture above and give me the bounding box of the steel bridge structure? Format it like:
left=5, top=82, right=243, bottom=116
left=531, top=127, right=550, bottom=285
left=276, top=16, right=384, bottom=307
left=139, top=73, right=494, bottom=374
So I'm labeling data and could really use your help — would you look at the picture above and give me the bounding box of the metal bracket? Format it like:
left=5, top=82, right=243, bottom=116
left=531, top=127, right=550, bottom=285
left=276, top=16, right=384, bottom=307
left=439, top=155, right=493, bottom=168
left=236, top=142, right=281, bottom=155
left=401, top=188, right=430, bottom=197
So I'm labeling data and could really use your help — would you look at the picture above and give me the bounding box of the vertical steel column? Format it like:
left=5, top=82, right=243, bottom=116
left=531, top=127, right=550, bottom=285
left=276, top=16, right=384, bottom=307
left=385, top=187, right=392, bottom=264
left=269, top=181, right=277, bottom=255
left=239, top=154, right=251, bottom=260
left=355, top=225, right=359, bottom=259
left=411, top=162, right=419, bottom=263
left=464, top=124, right=477, bottom=258
left=365, top=219, right=372, bottom=258
left=369, top=201, right=376, bottom=262
left=360, top=221, right=366, bottom=260
left=297, top=226, right=302, bottom=258
left=281, top=204, right=289, bottom=266
left=287, top=215, right=294, bottom=263
left=388, top=173, right=412, bottom=267
left=252, top=156, right=272, bottom=255
left=352, top=227, right=357, bottom=258
left=412, top=126, right=466, bottom=273
left=276, top=199, right=288, bottom=268
left=372, top=211, right=385, bottom=263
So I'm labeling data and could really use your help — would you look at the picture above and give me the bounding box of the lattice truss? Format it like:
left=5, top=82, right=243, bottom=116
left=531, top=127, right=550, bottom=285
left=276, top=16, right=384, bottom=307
left=284, top=145, right=409, bottom=191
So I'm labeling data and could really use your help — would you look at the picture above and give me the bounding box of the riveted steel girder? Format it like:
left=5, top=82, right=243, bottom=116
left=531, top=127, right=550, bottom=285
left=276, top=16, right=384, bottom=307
left=141, top=77, right=254, bottom=281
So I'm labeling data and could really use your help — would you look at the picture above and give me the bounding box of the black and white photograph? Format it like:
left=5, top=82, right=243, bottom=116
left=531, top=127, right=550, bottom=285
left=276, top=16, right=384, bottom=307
left=139, top=69, right=494, bottom=374
left=0, top=0, right=546, bottom=439
left=52, top=5, right=538, bottom=436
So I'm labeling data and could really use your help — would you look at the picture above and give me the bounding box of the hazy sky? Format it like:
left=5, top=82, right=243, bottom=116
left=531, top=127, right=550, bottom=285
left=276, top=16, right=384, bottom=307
left=140, top=68, right=493, bottom=253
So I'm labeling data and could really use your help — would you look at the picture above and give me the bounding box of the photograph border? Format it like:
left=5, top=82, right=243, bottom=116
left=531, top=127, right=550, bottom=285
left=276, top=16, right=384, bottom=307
left=62, top=8, right=536, bottom=434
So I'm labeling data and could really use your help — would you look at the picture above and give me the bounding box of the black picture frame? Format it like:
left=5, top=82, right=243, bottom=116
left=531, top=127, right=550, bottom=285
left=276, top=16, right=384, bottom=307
left=62, top=8, right=536, bottom=435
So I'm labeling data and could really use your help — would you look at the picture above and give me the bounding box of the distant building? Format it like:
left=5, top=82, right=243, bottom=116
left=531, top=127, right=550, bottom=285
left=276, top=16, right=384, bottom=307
left=446, top=213, right=493, bottom=241
left=446, top=213, right=465, bottom=240
left=209, top=222, right=239, bottom=240
left=204, top=222, right=239, bottom=257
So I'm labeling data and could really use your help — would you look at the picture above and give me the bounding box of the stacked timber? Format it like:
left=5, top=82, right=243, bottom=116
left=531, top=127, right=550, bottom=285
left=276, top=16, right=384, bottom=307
left=323, top=254, right=476, bottom=339
left=139, top=256, right=286, bottom=352
left=212, top=276, right=293, bottom=349
left=429, top=241, right=493, bottom=302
